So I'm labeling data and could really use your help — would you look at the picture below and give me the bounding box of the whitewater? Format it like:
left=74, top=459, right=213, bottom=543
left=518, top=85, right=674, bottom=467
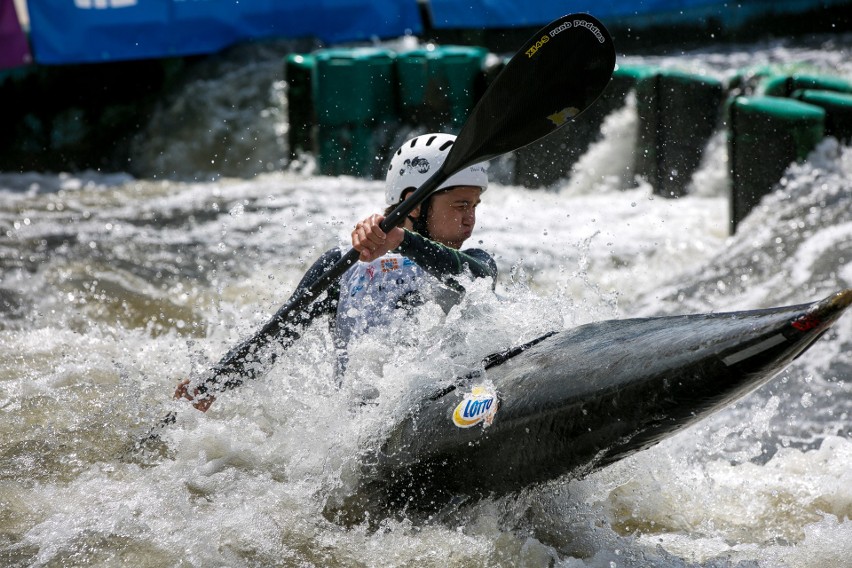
left=1, top=33, right=851, bottom=567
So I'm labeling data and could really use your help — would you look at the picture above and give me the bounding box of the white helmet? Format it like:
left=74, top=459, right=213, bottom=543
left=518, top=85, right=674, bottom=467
left=385, top=133, right=488, bottom=205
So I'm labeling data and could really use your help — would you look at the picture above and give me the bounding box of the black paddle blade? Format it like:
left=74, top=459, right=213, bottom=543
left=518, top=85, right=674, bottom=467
left=444, top=13, right=616, bottom=175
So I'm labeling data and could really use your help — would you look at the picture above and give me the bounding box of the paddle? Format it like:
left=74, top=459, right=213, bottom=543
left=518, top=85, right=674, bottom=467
left=135, top=13, right=616, bottom=448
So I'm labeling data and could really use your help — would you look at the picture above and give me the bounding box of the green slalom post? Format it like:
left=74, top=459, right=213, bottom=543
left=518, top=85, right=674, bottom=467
left=727, top=95, right=825, bottom=234
left=634, top=69, right=725, bottom=198
left=284, top=54, right=316, bottom=159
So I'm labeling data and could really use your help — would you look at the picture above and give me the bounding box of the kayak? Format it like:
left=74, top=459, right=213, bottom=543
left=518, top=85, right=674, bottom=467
left=328, top=289, right=852, bottom=522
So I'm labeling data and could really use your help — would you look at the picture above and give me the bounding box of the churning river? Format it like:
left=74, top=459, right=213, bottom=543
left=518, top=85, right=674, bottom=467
left=1, top=32, right=851, bottom=567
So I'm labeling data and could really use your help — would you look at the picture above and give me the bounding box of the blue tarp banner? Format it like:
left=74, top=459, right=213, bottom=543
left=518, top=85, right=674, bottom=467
left=28, top=0, right=422, bottom=65
left=426, top=0, right=725, bottom=28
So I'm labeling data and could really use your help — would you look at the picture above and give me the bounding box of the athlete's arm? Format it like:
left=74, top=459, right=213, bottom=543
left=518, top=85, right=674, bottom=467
left=396, top=230, right=497, bottom=286
left=217, top=247, right=343, bottom=375
left=181, top=247, right=343, bottom=402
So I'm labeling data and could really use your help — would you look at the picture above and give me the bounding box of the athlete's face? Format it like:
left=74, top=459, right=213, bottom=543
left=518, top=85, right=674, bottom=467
left=424, top=185, right=482, bottom=249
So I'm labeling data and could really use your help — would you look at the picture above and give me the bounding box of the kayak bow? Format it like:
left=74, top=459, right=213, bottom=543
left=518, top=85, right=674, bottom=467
left=335, top=290, right=851, bottom=519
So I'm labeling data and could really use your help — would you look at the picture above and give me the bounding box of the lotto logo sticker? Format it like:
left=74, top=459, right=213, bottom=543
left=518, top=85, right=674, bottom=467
left=452, top=384, right=499, bottom=428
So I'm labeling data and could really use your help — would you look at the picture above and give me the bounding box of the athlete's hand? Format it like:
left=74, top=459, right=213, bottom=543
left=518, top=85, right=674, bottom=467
left=352, top=214, right=404, bottom=262
left=174, top=378, right=216, bottom=412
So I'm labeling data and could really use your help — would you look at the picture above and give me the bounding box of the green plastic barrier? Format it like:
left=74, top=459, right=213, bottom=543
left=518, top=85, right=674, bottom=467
left=316, top=123, right=383, bottom=178
left=312, top=47, right=396, bottom=125
left=610, top=63, right=657, bottom=94
left=312, top=47, right=396, bottom=177
left=396, top=45, right=487, bottom=129
left=728, top=96, right=825, bottom=233
left=791, top=89, right=852, bottom=142
left=757, top=73, right=852, bottom=98
left=284, top=53, right=315, bottom=158
left=634, top=69, right=725, bottom=197
left=727, top=65, right=776, bottom=95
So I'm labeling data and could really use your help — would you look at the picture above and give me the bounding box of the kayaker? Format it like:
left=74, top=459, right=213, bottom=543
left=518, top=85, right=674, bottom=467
left=175, top=132, right=496, bottom=411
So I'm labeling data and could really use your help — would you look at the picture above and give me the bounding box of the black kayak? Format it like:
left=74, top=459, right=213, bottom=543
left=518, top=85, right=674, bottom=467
left=328, top=289, right=852, bottom=521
